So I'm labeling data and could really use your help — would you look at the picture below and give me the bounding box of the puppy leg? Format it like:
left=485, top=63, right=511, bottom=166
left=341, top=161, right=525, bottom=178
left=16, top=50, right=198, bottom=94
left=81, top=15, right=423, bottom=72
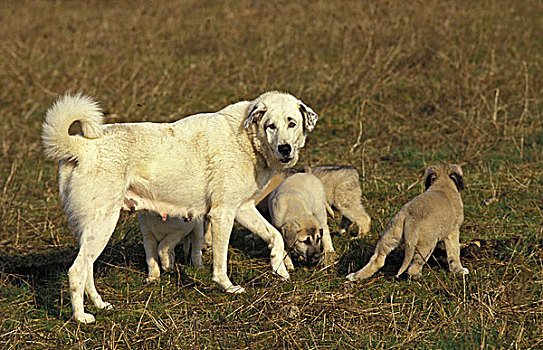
left=235, top=201, right=289, bottom=281
left=338, top=204, right=371, bottom=238
left=406, top=238, right=438, bottom=278
left=190, top=221, right=204, bottom=267
left=209, top=207, right=245, bottom=293
left=158, top=232, right=184, bottom=272
left=202, top=219, right=212, bottom=251
left=140, top=216, right=161, bottom=282
left=338, top=216, right=352, bottom=235
left=444, top=227, right=469, bottom=275
left=346, top=215, right=402, bottom=281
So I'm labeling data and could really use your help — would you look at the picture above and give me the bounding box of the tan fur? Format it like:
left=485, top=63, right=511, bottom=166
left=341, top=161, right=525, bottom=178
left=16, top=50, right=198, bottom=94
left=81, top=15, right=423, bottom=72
left=253, top=166, right=371, bottom=237
left=268, top=173, right=336, bottom=267
left=346, top=163, right=469, bottom=281
left=42, top=91, right=318, bottom=323
left=139, top=212, right=204, bottom=283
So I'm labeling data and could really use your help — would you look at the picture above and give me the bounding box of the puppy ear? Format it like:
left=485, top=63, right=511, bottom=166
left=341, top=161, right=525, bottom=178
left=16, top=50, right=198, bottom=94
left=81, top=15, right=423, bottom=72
left=244, top=102, right=267, bottom=129
left=449, top=172, right=465, bottom=191
left=281, top=222, right=299, bottom=249
left=424, top=168, right=437, bottom=190
left=299, top=102, right=318, bottom=133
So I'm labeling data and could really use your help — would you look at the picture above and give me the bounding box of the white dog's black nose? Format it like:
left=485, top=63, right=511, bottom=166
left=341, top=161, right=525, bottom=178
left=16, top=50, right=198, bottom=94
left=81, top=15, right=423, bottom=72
left=278, top=144, right=291, bottom=157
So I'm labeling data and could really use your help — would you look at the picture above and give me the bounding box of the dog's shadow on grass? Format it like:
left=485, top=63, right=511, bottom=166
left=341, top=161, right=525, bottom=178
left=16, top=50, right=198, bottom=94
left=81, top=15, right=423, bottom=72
left=0, top=225, right=151, bottom=319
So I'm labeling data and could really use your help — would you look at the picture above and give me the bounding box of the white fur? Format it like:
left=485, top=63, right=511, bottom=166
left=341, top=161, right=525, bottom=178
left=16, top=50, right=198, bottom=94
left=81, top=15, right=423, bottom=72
left=42, top=91, right=317, bottom=323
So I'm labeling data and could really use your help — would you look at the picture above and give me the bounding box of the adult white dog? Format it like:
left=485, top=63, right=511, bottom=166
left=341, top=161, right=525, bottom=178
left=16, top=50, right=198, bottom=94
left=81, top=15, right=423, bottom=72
left=42, top=91, right=318, bottom=323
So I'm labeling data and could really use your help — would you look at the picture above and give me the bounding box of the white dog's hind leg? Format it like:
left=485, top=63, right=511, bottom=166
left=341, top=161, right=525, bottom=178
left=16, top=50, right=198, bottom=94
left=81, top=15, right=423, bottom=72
left=209, top=207, right=245, bottom=293
left=69, top=212, right=119, bottom=323
left=85, top=264, right=112, bottom=310
left=235, top=201, right=289, bottom=281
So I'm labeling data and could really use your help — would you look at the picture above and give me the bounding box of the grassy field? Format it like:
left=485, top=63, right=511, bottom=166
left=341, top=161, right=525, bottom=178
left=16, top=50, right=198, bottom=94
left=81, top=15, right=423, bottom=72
left=1, top=0, right=542, bottom=348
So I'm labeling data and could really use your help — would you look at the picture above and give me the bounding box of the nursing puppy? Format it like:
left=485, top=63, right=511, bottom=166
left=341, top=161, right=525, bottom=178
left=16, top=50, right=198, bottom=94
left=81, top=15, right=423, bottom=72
left=268, top=169, right=335, bottom=266
left=139, top=212, right=204, bottom=282
left=42, top=91, right=318, bottom=323
left=346, top=163, right=469, bottom=281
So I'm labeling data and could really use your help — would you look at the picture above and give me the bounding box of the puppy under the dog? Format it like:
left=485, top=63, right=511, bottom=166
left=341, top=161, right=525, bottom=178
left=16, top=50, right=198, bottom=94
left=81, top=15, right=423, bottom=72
left=268, top=169, right=336, bottom=266
left=139, top=212, right=204, bottom=282
left=346, top=163, right=469, bottom=281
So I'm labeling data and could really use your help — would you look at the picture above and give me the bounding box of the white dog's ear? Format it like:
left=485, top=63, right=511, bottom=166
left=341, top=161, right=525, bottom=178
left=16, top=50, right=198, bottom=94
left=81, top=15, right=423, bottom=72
left=299, top=102, right=318, bottom=133
left=244, top=102, right=267, bottom=129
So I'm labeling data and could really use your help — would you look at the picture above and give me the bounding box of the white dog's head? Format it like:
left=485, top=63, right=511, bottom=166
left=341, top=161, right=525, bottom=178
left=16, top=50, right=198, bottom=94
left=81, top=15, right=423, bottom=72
left=244, top=91, right=318, bottom=169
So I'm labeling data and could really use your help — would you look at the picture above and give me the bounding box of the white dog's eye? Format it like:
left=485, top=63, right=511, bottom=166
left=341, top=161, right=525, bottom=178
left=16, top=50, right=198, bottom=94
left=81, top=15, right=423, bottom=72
left=266, top=124, right=277, bottom=131
left=288, top=121, right=296, bottom=128
left=303, top=237, right=311, bottom=245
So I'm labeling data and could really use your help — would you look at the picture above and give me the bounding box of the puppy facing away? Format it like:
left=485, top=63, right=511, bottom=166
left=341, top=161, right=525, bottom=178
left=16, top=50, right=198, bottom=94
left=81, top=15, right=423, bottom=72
left=346, top=163, right=469, bottom=281
left=139, top=212, right=204, bottom=283
left=268, top=170, right=336, bottom=266
left=254, top=166, right=371, bottom=238
left=42, top=91, right=318, bottom=323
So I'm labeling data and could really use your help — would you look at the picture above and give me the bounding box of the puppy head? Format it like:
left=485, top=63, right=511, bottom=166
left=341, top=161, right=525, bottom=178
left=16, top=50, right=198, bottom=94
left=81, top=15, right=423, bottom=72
left=424, top=163, right=465, bottom=192
left=281, top=217, right=323, bottom=265
left=244, top=91, right=318, bottom=169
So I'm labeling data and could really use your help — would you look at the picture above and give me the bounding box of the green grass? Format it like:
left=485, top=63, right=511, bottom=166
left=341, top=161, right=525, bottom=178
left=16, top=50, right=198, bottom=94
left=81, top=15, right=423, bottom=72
left=1, top=0, right=542, bottom=348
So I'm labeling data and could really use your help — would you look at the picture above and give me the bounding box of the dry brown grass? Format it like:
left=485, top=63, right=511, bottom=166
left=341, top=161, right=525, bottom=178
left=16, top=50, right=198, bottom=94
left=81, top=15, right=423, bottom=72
left=1, top=0, right=542, bottom=348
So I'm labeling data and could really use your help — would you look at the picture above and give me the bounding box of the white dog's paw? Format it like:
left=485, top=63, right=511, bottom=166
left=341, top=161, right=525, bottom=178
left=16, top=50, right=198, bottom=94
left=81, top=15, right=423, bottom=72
left=226, top=285, right=245, bottom=293
left=459, top=267, right=469, bottom=275
left=346, top=273, right=357, bottom=281
left=274, top=265, right=290, bottom=281
left=74, top=312, right=96, bottom=324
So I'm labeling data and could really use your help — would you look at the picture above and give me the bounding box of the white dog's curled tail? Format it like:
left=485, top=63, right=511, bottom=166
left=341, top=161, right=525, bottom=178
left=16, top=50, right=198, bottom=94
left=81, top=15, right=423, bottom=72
left=42, top=93, right=103, bottom=161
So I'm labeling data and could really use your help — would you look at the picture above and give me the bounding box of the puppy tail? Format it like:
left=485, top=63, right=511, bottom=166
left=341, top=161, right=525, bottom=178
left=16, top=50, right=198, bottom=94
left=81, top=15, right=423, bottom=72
left=42, top=93, right=104, bottom=161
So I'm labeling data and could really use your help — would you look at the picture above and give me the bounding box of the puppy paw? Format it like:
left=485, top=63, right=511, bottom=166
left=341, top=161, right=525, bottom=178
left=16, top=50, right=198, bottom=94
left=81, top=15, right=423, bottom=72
left=226, top=285, right=245, bottom=293
left=74, top=312, right=96, bottom=324
left=458, top=267, right=469, bottom=275
left=145, top=275, right=159, bottom=283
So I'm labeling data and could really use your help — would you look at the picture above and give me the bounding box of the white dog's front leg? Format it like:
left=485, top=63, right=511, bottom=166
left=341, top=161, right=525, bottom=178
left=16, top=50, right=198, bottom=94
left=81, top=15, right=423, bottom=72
left=236, top=201, right=290, bottom=281
left=320, top=223, right=337, bottom=267
left=209, top=208, right=245, bottom=293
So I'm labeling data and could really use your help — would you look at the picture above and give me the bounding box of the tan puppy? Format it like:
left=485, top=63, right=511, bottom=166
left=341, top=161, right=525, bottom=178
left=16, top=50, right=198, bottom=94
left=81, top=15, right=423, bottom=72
left=268, top=171, right=335, bottom=266
left=311, top=166, right=371, bottom=237
left=254, top=166, right=371, bottom=238
left=139, top=212, right=204, bottom=282
left=346, top=163, right=469, bottom=281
